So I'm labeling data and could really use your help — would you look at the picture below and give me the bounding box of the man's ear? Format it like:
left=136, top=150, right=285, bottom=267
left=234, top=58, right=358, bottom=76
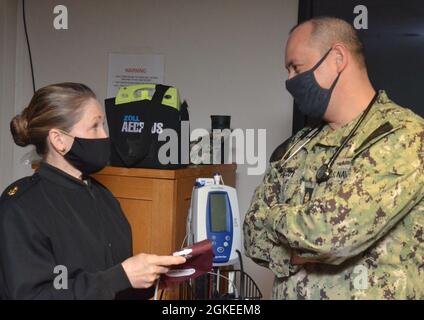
left=48, top=129, right=68, bottom=155
left=333, top=43, right=349, bottom=73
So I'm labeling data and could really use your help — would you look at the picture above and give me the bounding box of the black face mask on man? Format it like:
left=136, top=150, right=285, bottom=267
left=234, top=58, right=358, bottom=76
left=60, top=131, right=110, bottom=175
left=285, top=48, right=341, bottom=119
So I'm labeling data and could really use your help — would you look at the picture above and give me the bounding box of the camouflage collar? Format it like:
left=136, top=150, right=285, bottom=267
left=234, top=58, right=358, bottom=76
left=375, top=90, right=391, bottom=104
left=311, top=90, right=390, bottom=148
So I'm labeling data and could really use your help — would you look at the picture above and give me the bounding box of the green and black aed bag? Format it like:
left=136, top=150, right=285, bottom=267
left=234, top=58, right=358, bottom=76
left=105, top=84, right=189, bottom=169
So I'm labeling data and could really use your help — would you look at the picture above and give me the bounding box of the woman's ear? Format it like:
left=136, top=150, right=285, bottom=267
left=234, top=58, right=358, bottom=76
left=48, top=129, right=69, bottom=155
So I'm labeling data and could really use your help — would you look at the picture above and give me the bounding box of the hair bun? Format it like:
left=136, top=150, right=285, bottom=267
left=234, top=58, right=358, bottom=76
left=10, top=113, right=30, bottom=147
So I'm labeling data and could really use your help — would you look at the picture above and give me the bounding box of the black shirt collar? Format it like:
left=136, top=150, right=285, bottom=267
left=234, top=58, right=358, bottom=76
left=38, top=161, right=91, bottom=189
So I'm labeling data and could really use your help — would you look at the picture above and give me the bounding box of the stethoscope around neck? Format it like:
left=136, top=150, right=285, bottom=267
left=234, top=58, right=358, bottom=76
left=281, top=92, right=378, bottom=184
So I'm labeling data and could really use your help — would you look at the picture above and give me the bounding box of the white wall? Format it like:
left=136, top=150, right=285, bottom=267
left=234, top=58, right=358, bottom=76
left=0, top=0, right=298, bottom=298
left=0, top=0, right=18, bottom=190
left=0, top=0, right=38, bottom=188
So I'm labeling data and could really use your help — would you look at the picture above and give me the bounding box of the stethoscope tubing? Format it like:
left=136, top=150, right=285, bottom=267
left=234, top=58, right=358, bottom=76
left=280, top=92, right=378, bottom=183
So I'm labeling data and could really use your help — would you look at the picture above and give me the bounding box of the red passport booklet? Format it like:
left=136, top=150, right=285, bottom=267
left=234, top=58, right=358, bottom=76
left=160, top=239, right=214, bottom=289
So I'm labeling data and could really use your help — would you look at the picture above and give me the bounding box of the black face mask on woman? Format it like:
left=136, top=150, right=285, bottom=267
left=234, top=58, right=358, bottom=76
left=60, top=131, right=110, bottom=175
left=285, top=48, right=341, bottom=119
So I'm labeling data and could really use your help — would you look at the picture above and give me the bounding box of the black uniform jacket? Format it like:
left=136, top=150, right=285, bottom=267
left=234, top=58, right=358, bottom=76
left=0, top=161, right=152, bottom=299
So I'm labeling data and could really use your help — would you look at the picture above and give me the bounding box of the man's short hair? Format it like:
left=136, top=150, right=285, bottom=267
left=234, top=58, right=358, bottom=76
left=290, top=16, right=366, bottom=69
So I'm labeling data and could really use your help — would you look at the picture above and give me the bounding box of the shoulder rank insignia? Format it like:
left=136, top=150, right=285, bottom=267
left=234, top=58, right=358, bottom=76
left=7, top=186, right=18, bottom=196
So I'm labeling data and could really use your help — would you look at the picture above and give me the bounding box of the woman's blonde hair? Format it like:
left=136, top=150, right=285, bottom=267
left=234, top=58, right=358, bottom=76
left=10, top=82, right=96, bottom=155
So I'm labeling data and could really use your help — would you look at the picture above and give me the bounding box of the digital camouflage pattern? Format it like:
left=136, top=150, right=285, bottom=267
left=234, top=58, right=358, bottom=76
left=244, top=91, right=424, bottom=299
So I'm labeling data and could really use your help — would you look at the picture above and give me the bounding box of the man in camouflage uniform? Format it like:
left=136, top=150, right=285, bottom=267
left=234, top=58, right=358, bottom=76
left=244, top=17, right=424, bottom=299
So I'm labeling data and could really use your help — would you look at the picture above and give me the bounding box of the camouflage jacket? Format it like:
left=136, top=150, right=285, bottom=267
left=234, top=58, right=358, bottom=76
left=244, top=91, right=424, bottom=299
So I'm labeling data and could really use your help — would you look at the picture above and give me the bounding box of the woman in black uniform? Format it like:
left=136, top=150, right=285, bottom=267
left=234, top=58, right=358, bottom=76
left=0, top=83, right=185, bottom=299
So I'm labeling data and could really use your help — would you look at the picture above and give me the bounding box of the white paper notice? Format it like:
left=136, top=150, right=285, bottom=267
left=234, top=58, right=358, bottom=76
left=107, top=53, right=164, bottom=98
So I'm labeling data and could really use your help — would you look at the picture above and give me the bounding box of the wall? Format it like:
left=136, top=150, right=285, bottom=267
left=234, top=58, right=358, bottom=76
left=0, top=0, right=298, bottom=298
left=0, top=0, right=18, bottom=191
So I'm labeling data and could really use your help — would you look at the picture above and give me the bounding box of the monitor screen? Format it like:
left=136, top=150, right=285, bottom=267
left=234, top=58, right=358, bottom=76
left=209, top=193, right=229, bottom=233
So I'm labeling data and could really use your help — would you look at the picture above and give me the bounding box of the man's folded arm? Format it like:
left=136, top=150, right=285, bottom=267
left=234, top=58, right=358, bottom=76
left=264, top=128, right=424, bottom=265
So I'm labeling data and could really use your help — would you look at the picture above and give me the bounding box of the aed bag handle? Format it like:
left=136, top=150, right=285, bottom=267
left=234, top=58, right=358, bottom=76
left=115, top=84, right=171, bottom=166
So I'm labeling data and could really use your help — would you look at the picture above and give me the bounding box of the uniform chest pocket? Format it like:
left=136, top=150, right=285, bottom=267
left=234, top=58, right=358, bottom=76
left=278, top=167, right=302, bottom=203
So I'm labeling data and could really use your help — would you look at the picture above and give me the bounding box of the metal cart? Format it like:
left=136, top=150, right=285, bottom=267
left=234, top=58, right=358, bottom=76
left=178, top=268, right=262, bottom=300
